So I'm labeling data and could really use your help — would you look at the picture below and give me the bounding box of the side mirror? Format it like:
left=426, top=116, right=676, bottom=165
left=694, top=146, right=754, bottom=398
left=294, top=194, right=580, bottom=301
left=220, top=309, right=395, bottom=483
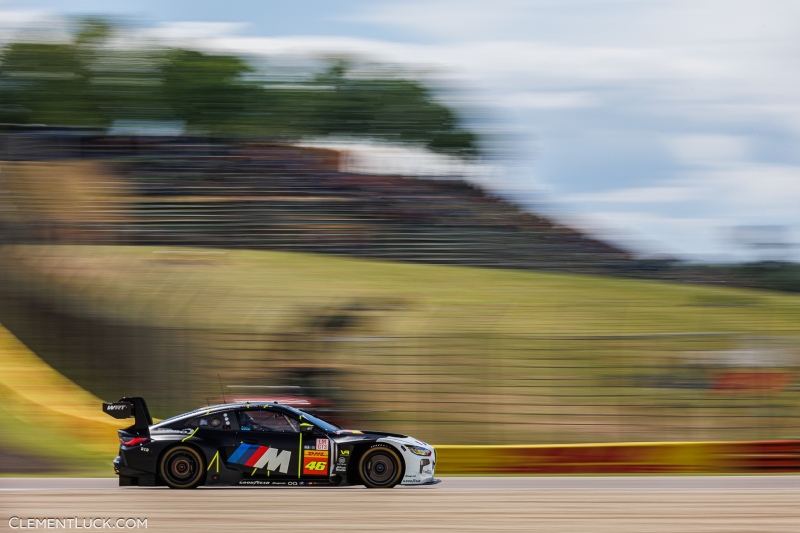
left=300, top=423, right=316, bottom=434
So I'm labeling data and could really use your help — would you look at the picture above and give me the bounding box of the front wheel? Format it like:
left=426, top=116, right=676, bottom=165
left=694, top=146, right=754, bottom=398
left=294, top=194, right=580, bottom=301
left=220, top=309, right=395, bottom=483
left=159, top=445, right=205, bottom=489
left=358, top=445, right=403, bottom=488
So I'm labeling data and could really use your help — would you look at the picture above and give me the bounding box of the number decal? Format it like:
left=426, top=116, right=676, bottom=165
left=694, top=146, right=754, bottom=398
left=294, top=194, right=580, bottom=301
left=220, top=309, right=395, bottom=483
left=303, top=450, right=329, bottom=475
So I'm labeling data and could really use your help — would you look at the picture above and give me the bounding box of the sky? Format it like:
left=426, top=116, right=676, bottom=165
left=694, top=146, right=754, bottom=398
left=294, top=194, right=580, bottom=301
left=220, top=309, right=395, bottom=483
left=2, top=0, right=800, bottom=262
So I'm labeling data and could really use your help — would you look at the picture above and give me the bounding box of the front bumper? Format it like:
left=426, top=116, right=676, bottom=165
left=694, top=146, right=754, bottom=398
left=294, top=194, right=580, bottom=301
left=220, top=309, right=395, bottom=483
left=376, top=436, right=437, bottom=485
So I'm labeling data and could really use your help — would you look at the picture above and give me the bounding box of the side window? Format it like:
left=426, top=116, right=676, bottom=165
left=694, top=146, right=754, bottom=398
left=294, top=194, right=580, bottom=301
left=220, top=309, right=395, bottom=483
left=238, top=410, right=299, bottom=433
left=185, top=411, right=234, bottom=430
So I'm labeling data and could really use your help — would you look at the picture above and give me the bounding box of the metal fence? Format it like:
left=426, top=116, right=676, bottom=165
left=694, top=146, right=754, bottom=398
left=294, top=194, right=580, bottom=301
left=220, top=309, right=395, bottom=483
left=180, top=331, right=800, bottom=445
left=2, top=281, right=798, bottom=445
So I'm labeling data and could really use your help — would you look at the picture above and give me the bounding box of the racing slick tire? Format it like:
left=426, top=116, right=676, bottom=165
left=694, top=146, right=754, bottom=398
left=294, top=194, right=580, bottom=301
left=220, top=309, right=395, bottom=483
left=358, top=444, right=403, bottom=489
left=158, top=445, right=205, bottom=489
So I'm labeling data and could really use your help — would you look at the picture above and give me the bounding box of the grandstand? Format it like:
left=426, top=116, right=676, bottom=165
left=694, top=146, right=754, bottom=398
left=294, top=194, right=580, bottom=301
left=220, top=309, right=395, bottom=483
left=2, top=133, right=635, bottom=274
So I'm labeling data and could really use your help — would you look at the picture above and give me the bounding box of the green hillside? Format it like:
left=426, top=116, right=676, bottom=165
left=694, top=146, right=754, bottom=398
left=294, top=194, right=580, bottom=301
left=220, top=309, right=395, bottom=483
left=2, top=244, right=799, bottom=446
left=3, top=244, right=798, bottom=336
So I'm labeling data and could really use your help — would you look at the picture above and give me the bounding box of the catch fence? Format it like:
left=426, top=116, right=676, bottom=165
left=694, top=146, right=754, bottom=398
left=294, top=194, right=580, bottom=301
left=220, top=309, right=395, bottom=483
left=184, top=331, right=800, bottom=445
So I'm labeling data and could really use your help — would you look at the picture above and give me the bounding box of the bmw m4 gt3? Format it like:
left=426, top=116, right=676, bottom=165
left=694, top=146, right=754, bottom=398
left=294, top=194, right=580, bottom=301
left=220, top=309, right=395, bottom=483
left=103, top=397, right=438, bottom=489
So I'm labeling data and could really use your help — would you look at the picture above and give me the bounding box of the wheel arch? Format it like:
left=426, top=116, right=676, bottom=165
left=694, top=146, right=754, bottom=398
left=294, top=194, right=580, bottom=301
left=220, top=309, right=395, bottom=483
left=156, top=441, right=208, bottom=488
left=351, top=440, right=406, bottom=488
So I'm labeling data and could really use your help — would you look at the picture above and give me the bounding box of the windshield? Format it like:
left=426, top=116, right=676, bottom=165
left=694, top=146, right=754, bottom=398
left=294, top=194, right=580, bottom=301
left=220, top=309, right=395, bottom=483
left=282, top=405, right=340, bottom=432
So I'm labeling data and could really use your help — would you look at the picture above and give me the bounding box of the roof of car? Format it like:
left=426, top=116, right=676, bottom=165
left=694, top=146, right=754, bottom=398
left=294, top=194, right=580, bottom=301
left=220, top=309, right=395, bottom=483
left=151, top=401, right=292, bottom=427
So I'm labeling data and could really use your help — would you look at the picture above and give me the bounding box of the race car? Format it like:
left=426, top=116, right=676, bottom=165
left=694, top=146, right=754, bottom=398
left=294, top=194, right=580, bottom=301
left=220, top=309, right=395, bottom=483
left=103, top=397, right=438, bottom=489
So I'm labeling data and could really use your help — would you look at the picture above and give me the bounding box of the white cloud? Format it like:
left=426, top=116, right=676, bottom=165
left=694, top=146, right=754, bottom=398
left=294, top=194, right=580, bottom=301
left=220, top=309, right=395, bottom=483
left=349, top=0, right=800, bottom=48
left=565, top=186, right=700, bottom=204
left=559, top=209, right=734, bottom=259
left=496, top=91, right=600, bottom=110
left=0, top=8, right=50, bottom=27
left=696, top=164, right=800, bottom=214
left=664, top=135, right=750, bottom=167
left=1, top=1, right=800, bottom=260
left=143, top=22, right=249, bottom=41
left=0, top=9, right=58, bottom=42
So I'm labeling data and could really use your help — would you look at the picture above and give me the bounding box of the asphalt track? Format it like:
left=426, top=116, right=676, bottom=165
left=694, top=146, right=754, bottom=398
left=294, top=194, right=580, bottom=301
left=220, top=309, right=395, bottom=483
left=2, top=477, right=799, bottom=532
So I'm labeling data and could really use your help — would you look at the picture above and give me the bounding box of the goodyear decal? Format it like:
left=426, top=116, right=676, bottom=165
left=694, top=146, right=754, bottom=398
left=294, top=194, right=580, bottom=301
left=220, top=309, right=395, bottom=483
left=302, top=449, right=329, bottom=475
left=228, top=443, right=291, bottom=474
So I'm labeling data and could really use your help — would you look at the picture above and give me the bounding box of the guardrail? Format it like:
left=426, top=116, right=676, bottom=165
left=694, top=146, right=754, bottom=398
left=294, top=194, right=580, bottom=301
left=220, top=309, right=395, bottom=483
left=435, top=440, right=800, bottom=474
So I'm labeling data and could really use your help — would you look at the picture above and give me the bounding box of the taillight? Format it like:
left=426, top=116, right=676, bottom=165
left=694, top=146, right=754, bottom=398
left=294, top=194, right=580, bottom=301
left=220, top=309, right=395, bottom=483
left=120, top=436, right=148, bottom=446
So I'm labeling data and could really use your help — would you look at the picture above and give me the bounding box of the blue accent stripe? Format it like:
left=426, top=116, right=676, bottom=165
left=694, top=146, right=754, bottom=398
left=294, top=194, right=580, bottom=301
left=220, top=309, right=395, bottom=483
left=238, top=445, right=259, bottom=465
left=228, top=443, right=255, bottom=464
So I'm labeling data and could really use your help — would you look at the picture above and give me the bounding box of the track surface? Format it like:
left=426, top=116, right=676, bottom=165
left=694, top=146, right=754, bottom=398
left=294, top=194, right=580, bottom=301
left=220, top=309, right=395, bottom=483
left=2, top=477, right=799, bottom=532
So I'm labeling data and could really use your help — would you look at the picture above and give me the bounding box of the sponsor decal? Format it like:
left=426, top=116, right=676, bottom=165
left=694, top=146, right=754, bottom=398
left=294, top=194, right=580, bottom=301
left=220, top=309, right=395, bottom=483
left=339, top=449, right=350, bottom=456
left=105, top=404, right=127, bottom=411
left=303, top=445, right=314, bottom=450
left=302, top=450, right=329, bottom=475
left=228, top=444, right=291, bottom=474
left=304, top=450, right=328, bottom=458
left=181, top=428, right=199, bottom=442
left=338, top=457, right=346, bottom=464
left=334, top=465, right=347, bottom=473
left=316, top=438, right=329, bottom=451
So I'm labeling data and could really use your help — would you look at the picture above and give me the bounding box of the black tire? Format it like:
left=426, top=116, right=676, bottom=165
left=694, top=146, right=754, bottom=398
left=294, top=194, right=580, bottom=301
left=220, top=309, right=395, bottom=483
left=159, top=445, right=205, bottom=489
left=358, top=445, right=403, bottom=488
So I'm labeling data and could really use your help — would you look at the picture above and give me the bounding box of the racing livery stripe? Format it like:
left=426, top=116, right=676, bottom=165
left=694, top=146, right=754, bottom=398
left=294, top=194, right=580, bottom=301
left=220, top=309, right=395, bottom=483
left=228, top=443, right=256, bottom=464
left=244, top=446, right=270, bottom=467
left=237, top=445, right=259, bottom=465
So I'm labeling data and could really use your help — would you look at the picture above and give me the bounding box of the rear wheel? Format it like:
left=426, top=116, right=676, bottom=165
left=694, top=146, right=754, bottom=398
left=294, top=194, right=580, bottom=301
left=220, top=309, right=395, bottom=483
left=159, top=446, right=205, bottom=489
left=358, top=445, right=403, bottom=488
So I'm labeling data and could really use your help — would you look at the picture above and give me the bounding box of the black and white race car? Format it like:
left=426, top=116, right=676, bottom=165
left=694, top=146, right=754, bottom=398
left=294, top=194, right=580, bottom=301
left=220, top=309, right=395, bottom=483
left=103, top=397, right=438, bottom=489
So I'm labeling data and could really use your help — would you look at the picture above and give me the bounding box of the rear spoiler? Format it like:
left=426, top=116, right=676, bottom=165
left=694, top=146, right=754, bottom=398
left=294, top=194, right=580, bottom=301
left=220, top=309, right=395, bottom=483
left=102, top=397, right=153, bottom=431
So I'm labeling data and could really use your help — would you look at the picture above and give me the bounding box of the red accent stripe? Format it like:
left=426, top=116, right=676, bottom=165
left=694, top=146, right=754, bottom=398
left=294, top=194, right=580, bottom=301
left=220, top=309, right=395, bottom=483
left=245, top=446, right=269, bottom=467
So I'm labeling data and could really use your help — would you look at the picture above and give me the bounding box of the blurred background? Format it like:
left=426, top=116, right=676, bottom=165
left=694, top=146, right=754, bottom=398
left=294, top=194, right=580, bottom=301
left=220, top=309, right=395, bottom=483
left=1, top=2, right=800, bottom=475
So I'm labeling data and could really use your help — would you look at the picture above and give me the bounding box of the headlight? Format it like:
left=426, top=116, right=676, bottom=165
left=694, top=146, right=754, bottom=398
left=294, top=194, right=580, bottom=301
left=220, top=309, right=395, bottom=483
left=407, top=445, right=432, bottom=456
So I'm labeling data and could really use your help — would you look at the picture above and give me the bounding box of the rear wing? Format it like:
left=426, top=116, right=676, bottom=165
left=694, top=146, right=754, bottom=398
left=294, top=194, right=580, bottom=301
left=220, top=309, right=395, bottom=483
left=102, top=397, right=153, bottom=431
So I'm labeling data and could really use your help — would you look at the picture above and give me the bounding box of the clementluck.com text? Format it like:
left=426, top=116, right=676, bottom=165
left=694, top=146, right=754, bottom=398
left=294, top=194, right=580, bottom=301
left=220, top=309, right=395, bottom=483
left=8, top=517, right=147, bottom=529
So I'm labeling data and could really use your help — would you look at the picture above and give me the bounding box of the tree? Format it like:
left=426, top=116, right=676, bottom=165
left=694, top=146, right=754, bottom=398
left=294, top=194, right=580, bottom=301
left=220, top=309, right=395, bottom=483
left=0, top=21, right=480, bottom=156
left=305, top=61, right=478, bottom=156
left=0, top=19, right=159, bottom=128
left=158, top=49, right=261, bottom=136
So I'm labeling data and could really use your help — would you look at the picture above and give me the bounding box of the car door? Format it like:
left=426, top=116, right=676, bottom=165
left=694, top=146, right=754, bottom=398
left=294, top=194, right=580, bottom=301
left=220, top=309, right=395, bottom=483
left=228, top=408, right=302, bottom=480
